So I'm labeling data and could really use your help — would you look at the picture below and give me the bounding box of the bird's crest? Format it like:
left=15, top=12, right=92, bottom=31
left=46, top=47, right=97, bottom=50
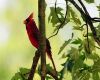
left=24, top=13, right=33, bottom=24
left=28, top=13, right=33, bottom=19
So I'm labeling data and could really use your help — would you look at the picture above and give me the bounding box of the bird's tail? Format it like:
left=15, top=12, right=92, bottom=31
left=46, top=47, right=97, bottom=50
left=47, top=52, right=57, bottom=76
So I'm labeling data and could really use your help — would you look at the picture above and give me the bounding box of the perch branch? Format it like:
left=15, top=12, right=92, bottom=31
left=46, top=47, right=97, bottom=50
left=68, top=0, right=100, bottom=46
left=28, top=50, right=40, bottom=80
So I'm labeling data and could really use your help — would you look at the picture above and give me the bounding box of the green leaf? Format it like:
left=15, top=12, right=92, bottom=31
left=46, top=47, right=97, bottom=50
left=19, top=68, right=30, bottom=79
left=11, top=68, right=30, bottom=80
left=69, top=47, right=79, bottom=60
left=86, top=53, right=99, bottom=60
left=48, top=7, right=64, bottom=26
left=11, top=72, right=26, bottom=80
left=92, top=58, right=100, bottom=72
left=92, top=72, right=100, bottom=80
left=72, top=58, right=90, bottom=80
left=85, top=0, right=94, bottom=3
left=68, top=6, right=81, bottom=25
left=78, top=43, right=83, bottom=52
left=71, top=38, right=82, bottom=44
left=59, top=69, right=64, bottom=80
left=73, top=25, right=83, bottom=31
left=97, top=6, right=100, bottom=11
left=11, top=72, right=23, bottom=80
left=58, top=39, right=72, bottom=54
left=46, top=64, right=53, bottom=71
left=19, top=68, right=30, bottom=75
left=97, top=24, right=100, bottom=38
left=46, top=76, right=52, bottom=80
left=79, top=71, right=90, bottom=80
left=73, top=58, right=84, bottom=70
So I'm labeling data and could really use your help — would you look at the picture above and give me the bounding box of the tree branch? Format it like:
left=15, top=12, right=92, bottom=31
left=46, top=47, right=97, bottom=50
left=38, top=0, right=46, bottom=80
left=86, top=22, right=91, bottom=54
left=68, top=0, right=100, bottom=46
left=46, top=68, right=58, bottom=80
left=28, top=50, right=40, bottom=80
left=91, top=17, right=100, bottom=22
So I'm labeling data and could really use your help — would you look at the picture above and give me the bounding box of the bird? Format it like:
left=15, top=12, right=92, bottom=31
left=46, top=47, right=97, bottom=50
left=24, top=13, right=57, bottom=74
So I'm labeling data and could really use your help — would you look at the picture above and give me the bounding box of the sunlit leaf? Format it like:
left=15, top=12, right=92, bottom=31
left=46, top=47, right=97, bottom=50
left=48, top=7, right=64, bottom=26
left=19, top=68, right=30, bottom=75
left=97, top=24, right=100, bottom=38
left=71, top=38, right=82, bottom=44
left=58, top=39, right=72, bottom=54
left=11, top=72, right=27, bottom=80
left=11, top=72, right=22, bottom=80
left=11, top=68, right=30, bottom=80
left=68, top=6, right=81, bottom=25
left=73, top=25, right=83, bottom=31
left=96, top=6, right=100, bottom=11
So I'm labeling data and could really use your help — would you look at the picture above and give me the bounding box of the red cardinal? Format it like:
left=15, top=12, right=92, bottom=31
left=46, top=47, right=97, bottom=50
left=24, top=13, right=57, bottom=73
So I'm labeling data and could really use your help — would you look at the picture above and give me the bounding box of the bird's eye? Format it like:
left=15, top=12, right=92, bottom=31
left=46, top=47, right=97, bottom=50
left=24, top=18, right=30, bottom=24
left=26, top=19, right=29, bottom=23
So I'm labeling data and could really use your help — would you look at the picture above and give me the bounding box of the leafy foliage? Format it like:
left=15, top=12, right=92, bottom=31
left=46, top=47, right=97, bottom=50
left=68, top=6, right=81, bottom=25
left=12, top=0, right=100, bottom=80
left=48, top=7, right=64, bottom=26
left=97, top=5, right=100, bottom=11
left=48, top=1, right=100, bottom=79
left=11, top=68, right=30, bottom=80
left=85, top=0, right=94, bottom=3
left=58, top=39, right=72, bottom=54
left=92, top=72, right=100, bottom=80
left=71, top=38, right=82, bottom=44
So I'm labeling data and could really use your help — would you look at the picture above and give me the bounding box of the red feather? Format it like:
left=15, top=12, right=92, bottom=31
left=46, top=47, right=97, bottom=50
left=24, top=13, right=56, bottom=73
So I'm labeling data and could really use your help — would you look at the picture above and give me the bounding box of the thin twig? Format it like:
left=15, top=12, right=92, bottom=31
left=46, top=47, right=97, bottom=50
left=48, top=0, right=68, bottom=39
left=78, top=0, right=90, bottom=16
left=91, top=17, right=100, bottom=22
left=80, top=23, right=86, bottom=29
left=78, top=0, right=100, bottom=46
left=68, top=0, right=100, bottom=46
left=86, top=22, right=90, bottom=54
left=95, top=46, right=100, bottom=49
left=92, top=17, right=100, bottom=20
left=46, top=68, right=58, bottom=80
left=55, top=0, right=62, bottom=23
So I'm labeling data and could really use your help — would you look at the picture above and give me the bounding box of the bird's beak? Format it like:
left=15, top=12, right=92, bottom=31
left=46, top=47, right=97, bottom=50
left=23, top=20, right=27, bottom=24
